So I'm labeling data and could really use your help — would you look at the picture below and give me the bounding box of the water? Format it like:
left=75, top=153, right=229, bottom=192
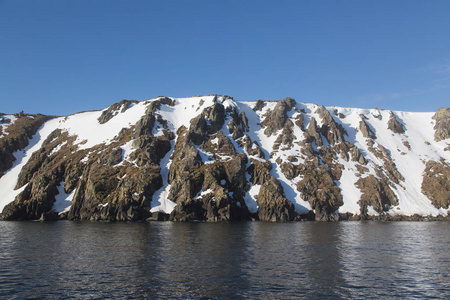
left=0, top=221, right=449, bottom=299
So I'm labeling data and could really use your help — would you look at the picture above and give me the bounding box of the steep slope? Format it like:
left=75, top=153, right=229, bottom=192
left=0, top=96, right=449, bottom=221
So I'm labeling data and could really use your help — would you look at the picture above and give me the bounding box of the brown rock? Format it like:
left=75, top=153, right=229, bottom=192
left=387, top=111, right=405, bottom=134
left=421, top=159, right=450, bottom=209
left=432, top=107, right=450, bottom=142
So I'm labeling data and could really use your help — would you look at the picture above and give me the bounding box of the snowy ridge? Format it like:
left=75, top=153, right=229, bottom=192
left=0, top=95, right=449, bottom=220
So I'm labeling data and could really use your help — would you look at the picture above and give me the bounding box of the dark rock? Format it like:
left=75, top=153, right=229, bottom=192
left=188, top=103, right=225, bottom=145
left=296, top=162, right=343, bottom=221
left=39, top=210, right=59, bottom=221
left=147, top=212, right=170, bottom=221
left=248, top=159, right=296, bottom=222
left=261, top=97, right=296, bottom=136
left=253, top=99, right=265, bottom=111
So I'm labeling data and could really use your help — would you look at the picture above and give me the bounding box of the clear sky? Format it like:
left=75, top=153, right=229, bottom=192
left=1, top=0, right=449, bottom=115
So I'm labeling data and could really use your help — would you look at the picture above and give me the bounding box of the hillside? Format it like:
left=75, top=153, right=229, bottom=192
left=0, top=95, right=449, bottom=221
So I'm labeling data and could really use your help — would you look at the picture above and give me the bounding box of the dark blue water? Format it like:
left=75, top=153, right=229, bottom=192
left=0, top=221, right=449, bottom=299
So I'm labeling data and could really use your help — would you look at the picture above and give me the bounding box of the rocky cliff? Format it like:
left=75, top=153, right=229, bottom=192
left=0, top=96, right=449, bottom=221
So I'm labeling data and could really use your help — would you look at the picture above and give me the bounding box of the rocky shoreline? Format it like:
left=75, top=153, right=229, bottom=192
left=31, top=209, right=450, bottom=222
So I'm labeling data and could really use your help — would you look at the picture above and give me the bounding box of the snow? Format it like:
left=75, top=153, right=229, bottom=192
left=48, top=141, right=67, bottom=156
left=332, top=107, right=448, bottom=216
left=0, top=118, right=62, bottom=212
left=52, top=182, right=75, bottom=213
left=1, top=96, right=449, bottom=218
left=150, top=141, right=177, bottom=214
left=195, top=146, right=215, bottom=164
left=193, top=188, right=214, bottom=200
left=118, top=140, right=136, bottom=166
left=273, top=162, right=311, bottom=214
left=244, top=184, right=260, bottom=214
left=336, top=161, right=363, bottom=215
left=60, top=100, right=149, bottom=150
left=158, top=95, right=217, bottom=132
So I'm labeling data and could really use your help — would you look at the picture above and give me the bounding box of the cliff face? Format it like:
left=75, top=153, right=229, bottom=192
left=0, top=96, right=449, bottom=221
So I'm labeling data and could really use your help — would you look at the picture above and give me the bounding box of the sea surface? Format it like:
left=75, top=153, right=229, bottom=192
left=0, top=221, right=449, bottom=299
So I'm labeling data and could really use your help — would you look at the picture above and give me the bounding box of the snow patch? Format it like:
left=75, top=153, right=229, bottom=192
left=244, top=184, right=260, bottom=214
left=52, top=182, right=75, bottom=213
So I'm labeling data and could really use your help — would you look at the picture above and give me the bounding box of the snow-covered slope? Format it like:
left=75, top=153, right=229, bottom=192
left=0, top=96, right=449, bottom=221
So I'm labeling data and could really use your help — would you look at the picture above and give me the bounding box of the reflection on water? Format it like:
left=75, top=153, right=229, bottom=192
left=0, top=221, right=449, bottom=299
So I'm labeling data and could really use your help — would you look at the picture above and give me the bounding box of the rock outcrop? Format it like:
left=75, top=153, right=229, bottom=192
left=387, top=111, right=405, bottom=134
left=0, top=114, right=52, bottom=178
left=432, top=107, right=450, bottom=142
left=261, top=97, right=296, bottom=136
left=422, top=159, right=450, bottom=209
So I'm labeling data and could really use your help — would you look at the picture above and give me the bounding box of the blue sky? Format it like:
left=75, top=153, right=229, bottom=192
left=1, top=0, right=449, bottom=115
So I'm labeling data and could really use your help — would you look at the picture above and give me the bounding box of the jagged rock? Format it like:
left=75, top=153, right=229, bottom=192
left=280, top=162, right=301, bottom=180
left=319, top=146, right=344, bottom=180
left=355, top=173, right=399, bottom=215
left=158, top=97, right=176, bottom=107
left=273, top=120, right=294, bottom=151
left=68, top=161, right=162, bottom=221
left=387, top=111, right=405, bottom=134
left=134, top=113, right=156, bottom=138
left=300, top=141, right=316, bottom=157
left=296, top=162, right=343, bottom=221
left=248, top=159, right=296, bottom=221
left=317, top=106, right=346, bottom=145
left=305, top=117, right=323, bottom=146
left=1, top=181, right=56, bottom=220
left=240, top=111, right=249, bottom=131
left=131, top=135, right=171, bottom=167
left=359, top=119, right=376, bottom=139
left=253, top=99, right=265, bottom=111
left=202, top=131, right=236, bottom=157
left=422, top=159, right=450, bottom=209
left=294, top=113, right=305, bottom=131
left=432, top=107, right=450, bottom=142
left=98, top=99, right=139, bottom=124
left=349, top=144, right=367, bottom=164
left=188, top=103, right=225, bottom=145
left=261, top=97, right=296, bottom=136
left=239, top=136, right=265, bottom=159
left=169, top=153, right=249, bottom=222
left=228, top=107, right=248, bottom=140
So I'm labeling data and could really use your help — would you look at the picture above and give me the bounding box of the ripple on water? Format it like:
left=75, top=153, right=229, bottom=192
left=0, top=221, right=449, bottom=299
